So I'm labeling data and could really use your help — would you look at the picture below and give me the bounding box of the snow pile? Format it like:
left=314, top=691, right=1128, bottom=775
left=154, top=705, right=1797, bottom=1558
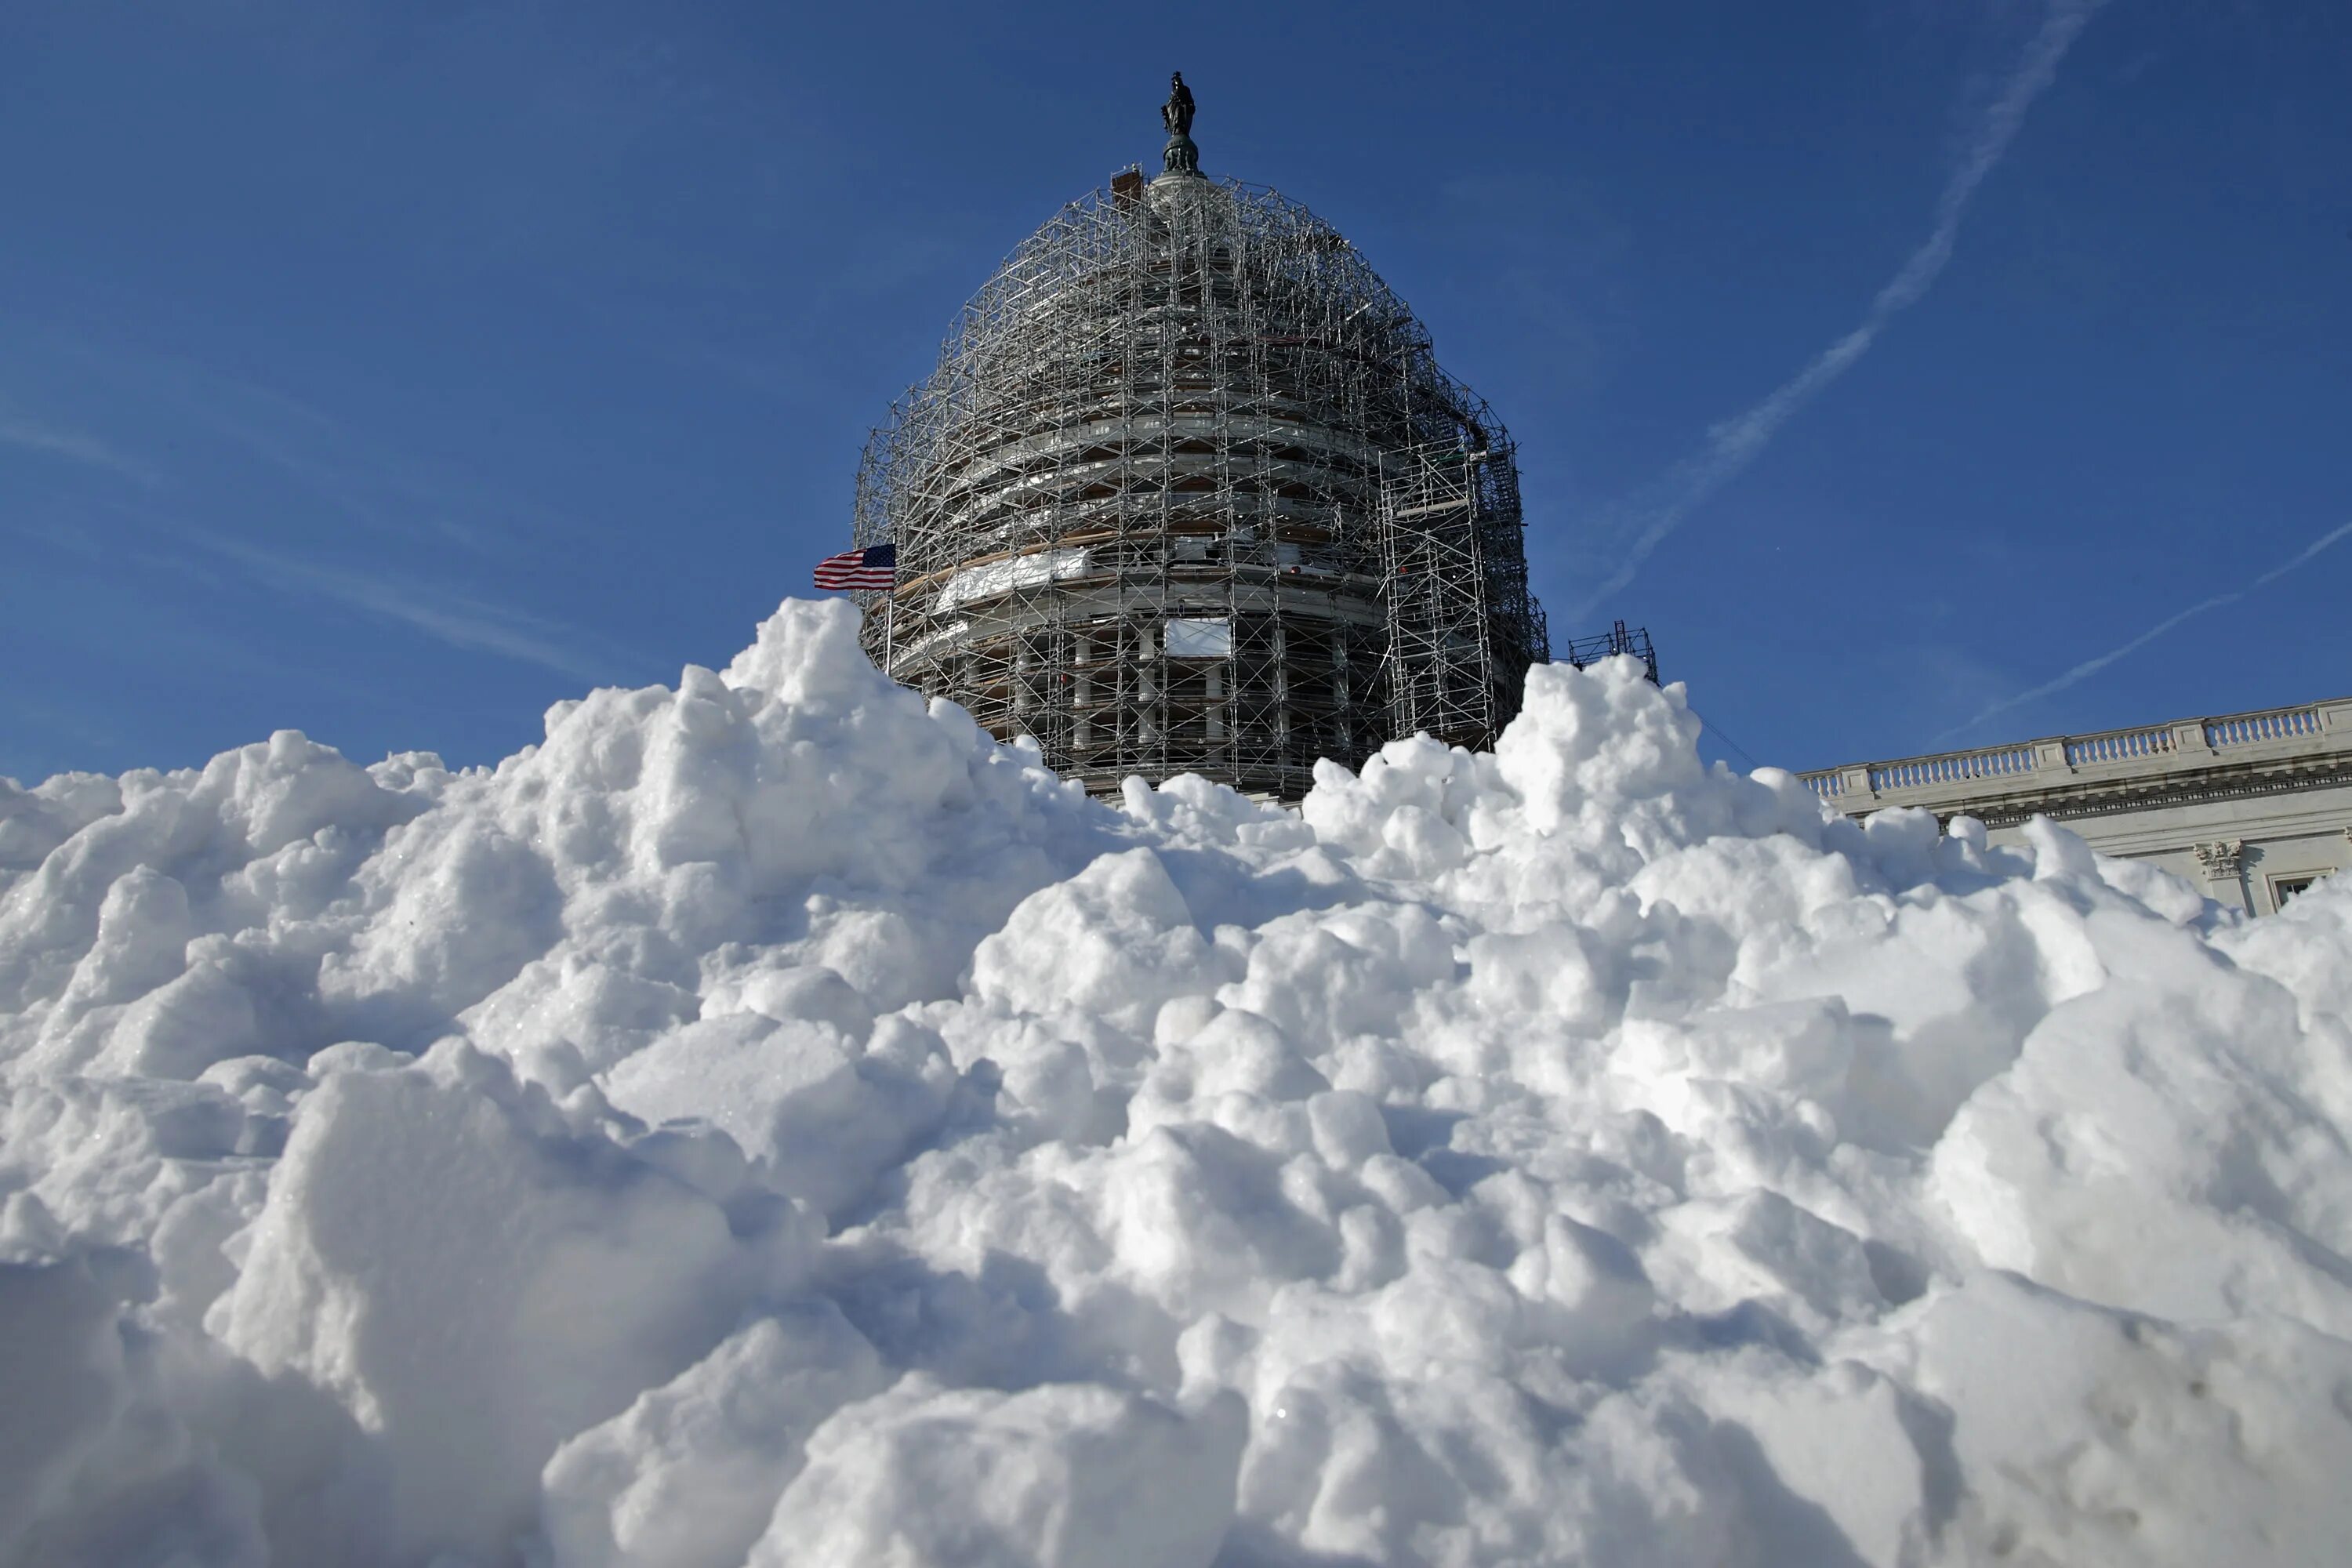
left=4, top=597, right=2351, bottom=1567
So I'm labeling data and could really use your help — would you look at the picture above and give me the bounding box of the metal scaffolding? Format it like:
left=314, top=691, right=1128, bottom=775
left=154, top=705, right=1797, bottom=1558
left=1557, top=621, right=1660, bottom=686
left=851, top=169, right=1548, bottom=800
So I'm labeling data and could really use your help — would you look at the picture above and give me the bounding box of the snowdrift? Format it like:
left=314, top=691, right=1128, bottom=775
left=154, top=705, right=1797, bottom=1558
left=4, top=597, right=2350, bottom=1567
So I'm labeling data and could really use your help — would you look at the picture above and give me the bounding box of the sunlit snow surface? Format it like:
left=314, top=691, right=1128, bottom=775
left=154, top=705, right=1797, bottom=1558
left=4, top=598, right=2350, bottom=1567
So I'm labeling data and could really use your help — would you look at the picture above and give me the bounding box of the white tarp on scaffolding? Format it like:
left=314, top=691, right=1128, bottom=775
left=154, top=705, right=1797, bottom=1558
left=1162, top=616, right=1232, bottom=659
left=895, top=619, right=969, bottom=661
left=934, top=548, right=1089, bottom=612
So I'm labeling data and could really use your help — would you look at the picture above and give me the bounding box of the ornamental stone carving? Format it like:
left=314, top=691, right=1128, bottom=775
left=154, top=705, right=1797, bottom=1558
left=2194, top=840, right=2246, bottom=878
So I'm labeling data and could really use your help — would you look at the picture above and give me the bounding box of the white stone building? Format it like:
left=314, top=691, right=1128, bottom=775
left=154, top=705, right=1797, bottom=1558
left=1798, top=697, right=2352, bottom=915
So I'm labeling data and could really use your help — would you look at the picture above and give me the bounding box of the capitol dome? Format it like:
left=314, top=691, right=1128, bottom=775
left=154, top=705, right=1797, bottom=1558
left=852, top=91, right=1547, bottom=800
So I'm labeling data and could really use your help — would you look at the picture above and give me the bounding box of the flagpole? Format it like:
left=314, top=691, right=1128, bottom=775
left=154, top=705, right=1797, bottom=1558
left=884, top=589, right=895, bottom=681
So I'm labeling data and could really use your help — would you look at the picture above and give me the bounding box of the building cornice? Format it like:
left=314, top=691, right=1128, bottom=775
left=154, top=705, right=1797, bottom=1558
left=1798, top=698, right=2352, bottom=827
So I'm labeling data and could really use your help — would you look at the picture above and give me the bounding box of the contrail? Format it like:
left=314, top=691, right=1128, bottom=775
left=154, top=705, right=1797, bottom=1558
left=1569, top=0, right=2107, bottom=620
left=140, top=517, right=626, bottom=685
left=1933, top=518, right=2352, bottom=744
left=2244, top=518, right=2352, bottom=592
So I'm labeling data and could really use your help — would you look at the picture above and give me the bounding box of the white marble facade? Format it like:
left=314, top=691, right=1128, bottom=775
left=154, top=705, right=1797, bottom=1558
left=1799, top=699, right=2352, bottom=915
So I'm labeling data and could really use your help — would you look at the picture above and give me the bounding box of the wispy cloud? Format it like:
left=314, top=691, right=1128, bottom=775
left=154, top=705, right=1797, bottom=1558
left=27, top=338, right=594, bottom=556
left=1569, top=0, right=2108, bottom=619
left=143, top=367, right=524, bottom=554
left=180, top=528, right=620, bottom=685
left=1933, top=518, right=2352, bottom=744
left=0, top=412, right=159, bottom=485
left=9, top=342, right=636, bottom=688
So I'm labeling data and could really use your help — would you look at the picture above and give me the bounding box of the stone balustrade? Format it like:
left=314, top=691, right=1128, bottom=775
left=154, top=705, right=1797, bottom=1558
left=1798, top=698, right=2352, bottom=818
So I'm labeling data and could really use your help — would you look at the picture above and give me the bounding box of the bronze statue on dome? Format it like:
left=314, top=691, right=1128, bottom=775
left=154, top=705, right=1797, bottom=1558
left=1162, top=73, right=1195, bottom=138
left=1162, top=71, right=1200, bottom=176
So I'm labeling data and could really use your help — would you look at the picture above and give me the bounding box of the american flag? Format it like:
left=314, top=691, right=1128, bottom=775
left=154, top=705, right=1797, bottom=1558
left=812, top=543, right=896, bottom=591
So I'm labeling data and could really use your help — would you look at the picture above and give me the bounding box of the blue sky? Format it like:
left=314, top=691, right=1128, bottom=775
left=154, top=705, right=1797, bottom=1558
left=3, top=0, right=2345, bottom=784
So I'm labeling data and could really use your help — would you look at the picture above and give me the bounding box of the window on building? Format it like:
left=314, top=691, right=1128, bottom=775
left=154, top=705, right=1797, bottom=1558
left=2270, top=873, right=2326, bottom=907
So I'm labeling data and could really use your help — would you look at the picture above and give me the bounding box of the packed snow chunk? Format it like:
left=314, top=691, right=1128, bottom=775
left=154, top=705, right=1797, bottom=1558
left=318, top=818, right=563, bottom=1044
left=199, top=730, right=413, bottom=862
left=0, top=1252, right=267, bottom=1567
left=0, top=1258, right=131, bottom=1545
left=755, top=1379, right=1244, bottom=1568
left=1929, top=921, right=2352, bottom=1333
left=1637, top=1352, right=1940, bottom=1568
left=542, top=1301, right=887, bottom=1568
left=1857, top=1273, right=2352, bottom=1566
left=602, top=1010, right=964, bottom=1221
left=209, top=1041, right=808, bottom=1566
left=1298, top=732, right=1484, bottom=877
left=1490, top=655, right=1711, bottom=831
left=56, top=866, right=194, bottom=1014
left=972, top=848, right=1220, bottom=1032
left=91, top=953, right=264, bottom=1081
left=719, top=595, right=885, bottom=710
left=0, top=773, right=124, bottom=887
